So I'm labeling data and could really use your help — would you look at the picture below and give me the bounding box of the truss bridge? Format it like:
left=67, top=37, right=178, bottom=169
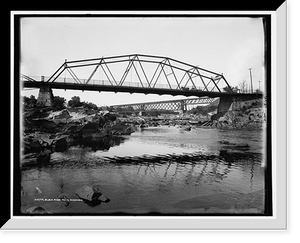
left=111, top=97, right=217, bottom=112
left=21, top=54, right=263, bottom=116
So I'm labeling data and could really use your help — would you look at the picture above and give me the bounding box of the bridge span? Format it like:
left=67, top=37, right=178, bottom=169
left=110, top=97, right=217, bottom=112
left=22, top=78, right=262, bottom=100
left=21, top=54, right=263, bottom=116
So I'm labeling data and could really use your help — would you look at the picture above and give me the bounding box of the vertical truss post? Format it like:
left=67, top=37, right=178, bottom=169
left=161, top=60, right=172, bottom=89
left=166, top=59, right=180, bottom=89
left=136, top=56, right=151, bottom=88
left=131, top=58, right=144, bottom=88
left=152, top=59, right=167, bottom=88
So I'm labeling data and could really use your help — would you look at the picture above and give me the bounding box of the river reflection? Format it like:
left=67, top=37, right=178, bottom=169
left=21, top=126, right=265, bottom=215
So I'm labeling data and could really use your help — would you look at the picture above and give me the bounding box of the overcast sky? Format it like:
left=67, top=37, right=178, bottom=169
left=20, top=16, right=265, bottom=106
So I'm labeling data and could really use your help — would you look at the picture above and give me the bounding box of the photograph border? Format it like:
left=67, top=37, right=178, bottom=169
left=1, top=6, right=286, bottom=229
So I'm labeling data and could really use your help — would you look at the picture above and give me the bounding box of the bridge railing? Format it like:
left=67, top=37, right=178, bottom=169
left=21, top=75, right=41, bottom=82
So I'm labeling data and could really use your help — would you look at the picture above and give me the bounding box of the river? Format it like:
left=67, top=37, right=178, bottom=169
left=21, top=126, right=265, bottom=215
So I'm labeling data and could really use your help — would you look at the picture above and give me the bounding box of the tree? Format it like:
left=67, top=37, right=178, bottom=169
left=53, top=96, right=66, bottom=110
left=82, top=101, right=98, bottom=110
left=189, top=104, right=217, bottom=116
left=232, top=86, right=239, bottom=93
left=222, top=86, right=234, bottom=93
left=238, top=80, right=248, bottom=93
left=23, top=95, right=37, bottom=108
left=68, top=96, right=82, bottom=108
left=23, top=96, right=30, bottom=107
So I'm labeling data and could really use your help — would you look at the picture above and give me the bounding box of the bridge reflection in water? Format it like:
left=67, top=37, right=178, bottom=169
left=21, top=127, right=265, bottom=215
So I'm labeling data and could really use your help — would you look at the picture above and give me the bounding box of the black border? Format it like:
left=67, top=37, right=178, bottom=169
left=10, top=12, right=273, bottom=220
left=8, top=0, right=284, bottom=11
left=13, top=13, right=21, bottom=218
left=263, top=16, right=273, bottom=216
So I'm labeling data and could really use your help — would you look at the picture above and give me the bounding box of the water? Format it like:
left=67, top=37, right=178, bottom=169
left=21, top=126, right=265, bottom=215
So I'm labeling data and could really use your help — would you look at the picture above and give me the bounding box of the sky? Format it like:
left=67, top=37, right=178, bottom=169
left=20, top=16, right=265, bottom=106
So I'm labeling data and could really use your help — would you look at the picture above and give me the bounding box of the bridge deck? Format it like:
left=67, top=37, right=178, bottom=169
left=22, top=81, right=263, bottom=99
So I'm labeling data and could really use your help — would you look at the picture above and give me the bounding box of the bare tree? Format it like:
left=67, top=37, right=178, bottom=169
left=238, top=80, right=247, bottom=93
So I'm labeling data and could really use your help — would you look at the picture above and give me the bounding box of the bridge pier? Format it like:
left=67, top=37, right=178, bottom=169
left=212, top=96, right=233, bottom=120
left=180, top=100, right=187, bottom=113
left=37, top=85, right=54, bottom=107
left=138, top=104, right=145, bottom=116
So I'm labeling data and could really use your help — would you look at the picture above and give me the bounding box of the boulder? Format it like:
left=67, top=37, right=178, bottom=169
left=23, top=108, right=52, bottom=119
left=83, top=109, right=97, bottom=115
left=140, top=123, right=148, bottom=128
left=92, top=114, right=106, bottom=128
left=52, top=109, right=72, bottom=120
left=99, top=110, right=110, bottom=117
left=29, top=139, right=42, bottom=153
left=183, top=126, right=192, bottom=131
left=36, top=149, right=52, bottom=164
left=106, top=113, right=117, bottom=122
left=75, top=185, right=110, bottom=203
left=25, top=206, right=48, bottom=214
left=33, top=119, right=57, bottom=131
left=136, top=117, right=146, bottom=124
left=78, top=123, right=99, bottom=135
left=54, top=137, right=68, bottom=152
left=36, top=133, right=55, bottom=146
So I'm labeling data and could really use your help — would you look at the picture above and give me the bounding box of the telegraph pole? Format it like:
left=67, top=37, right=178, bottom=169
left=248, top=68, right=253, bottom=93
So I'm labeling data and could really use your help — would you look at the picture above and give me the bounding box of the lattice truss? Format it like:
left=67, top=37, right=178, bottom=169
left=112, top=97, right=217, bottom=111
left=32, top=54, right=232, bottom=93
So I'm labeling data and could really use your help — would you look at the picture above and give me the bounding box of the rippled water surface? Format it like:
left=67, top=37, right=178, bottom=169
left=21, top=126, right=265, bottom=215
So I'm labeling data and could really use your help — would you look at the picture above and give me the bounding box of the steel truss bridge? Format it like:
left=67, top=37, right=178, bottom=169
left=111, top=97, right=217, bottom=112
left=22, top=54, right=262, bottom=118
left=22, top=53, right=262, bottom=99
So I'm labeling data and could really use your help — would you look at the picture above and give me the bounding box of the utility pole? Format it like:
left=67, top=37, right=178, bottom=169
left=248, top=68, right=253, bottom=93
left=258, top=80, right=261, bottom=91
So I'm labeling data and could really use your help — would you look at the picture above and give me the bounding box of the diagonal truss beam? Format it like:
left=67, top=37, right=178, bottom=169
left=85, top=59, right=103, bottom=84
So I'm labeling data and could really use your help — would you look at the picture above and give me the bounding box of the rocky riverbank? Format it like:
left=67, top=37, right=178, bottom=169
left=22, top=107, right=136, bottom=164
left=214, top=99, right=266, bottom=129
left=22, top=98, right=265, bottom=165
